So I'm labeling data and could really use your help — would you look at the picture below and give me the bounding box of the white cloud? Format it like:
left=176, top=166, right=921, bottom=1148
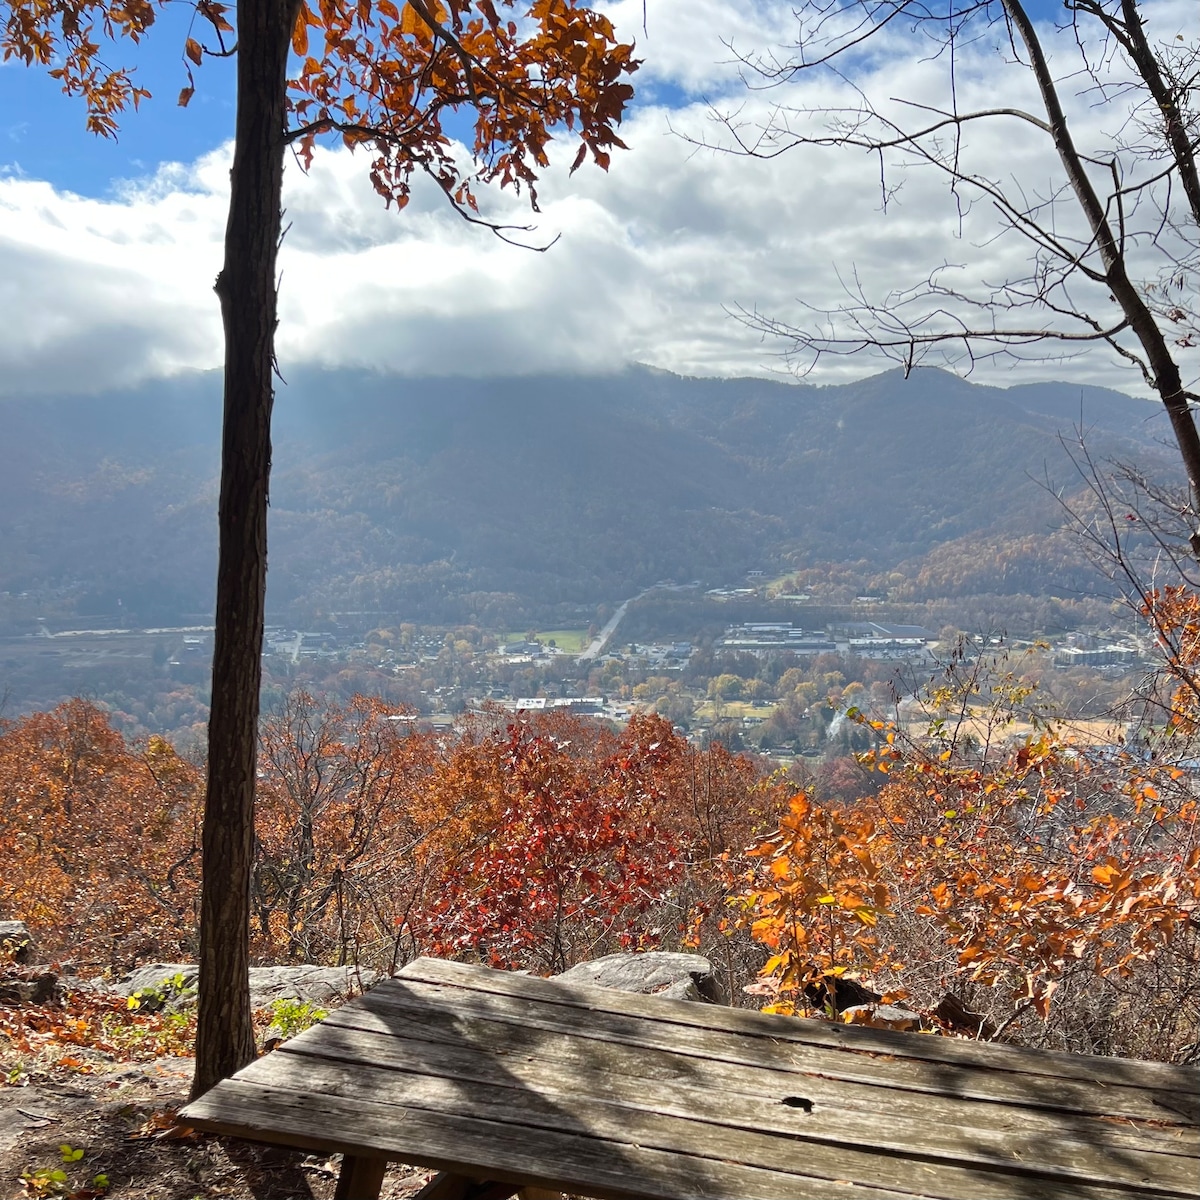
left=600, top=0, right=801, bottom=95
left=0, top=0, right=1195, bottom=398
left=0, top=153, right=227, bottom=394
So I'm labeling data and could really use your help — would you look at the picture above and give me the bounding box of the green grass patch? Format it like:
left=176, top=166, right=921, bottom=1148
left=501, top=629, right=590, bottom=654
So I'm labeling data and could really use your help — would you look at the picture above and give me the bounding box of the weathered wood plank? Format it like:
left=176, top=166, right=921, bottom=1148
left=181, top=961, right=1200, bottom=1200
left=346, top=975, right=1198, bottom=1126
left=396, top=959, right=1198, bottom=1095
left=184, top=1078, right=944, bottom=1200
left=285, top=1013, right=1198, bottom=1184
left=226, top=1049, right=1196, bottom=1200
left=317, top=993, right=1198, bottom=1154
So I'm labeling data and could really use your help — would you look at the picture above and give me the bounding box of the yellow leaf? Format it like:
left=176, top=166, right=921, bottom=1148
left=400, top=0, right=446, bottom=34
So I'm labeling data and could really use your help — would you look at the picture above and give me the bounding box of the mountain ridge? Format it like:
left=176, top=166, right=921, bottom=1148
left=0, top=365, right=1168, bottom=627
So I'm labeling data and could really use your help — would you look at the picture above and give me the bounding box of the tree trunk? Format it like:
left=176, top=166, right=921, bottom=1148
left=192, top=0, right=300, bottom=1101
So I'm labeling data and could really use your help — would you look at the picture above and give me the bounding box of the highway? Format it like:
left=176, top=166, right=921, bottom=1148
left=578, top=590, right=649, bottom=661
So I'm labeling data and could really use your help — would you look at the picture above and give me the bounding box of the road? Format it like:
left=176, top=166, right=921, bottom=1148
left=578, top=592, right=643, bottom=661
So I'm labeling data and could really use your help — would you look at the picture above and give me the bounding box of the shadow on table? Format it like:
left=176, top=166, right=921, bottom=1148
left=841, top=1025, right=1200, bottom=1200
left=271, top=970, right=722, bottom=1200
left=213, top=964, right=1200, bottom=1200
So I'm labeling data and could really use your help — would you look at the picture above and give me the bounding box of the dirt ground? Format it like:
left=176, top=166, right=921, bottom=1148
left=0, top=1054, right=433, bottom=1200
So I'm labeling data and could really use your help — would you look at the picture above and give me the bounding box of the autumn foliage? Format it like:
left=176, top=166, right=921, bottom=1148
left=732, top=792, right=898, bottom=1012
left=736, top=642, right=1200, bottom=1060
left=1, top=0, right=155, bottom=135
left=250, top=701, right=781, bottom=977
left=6, top=594, right=1200, bottom=1064
left=284, top=0, right=638, bottom=212
left=0, top=700, right=202, bottom=967
left=412, top=711, right=776, bottom=972
left=0, top=697, right=773, bottom=985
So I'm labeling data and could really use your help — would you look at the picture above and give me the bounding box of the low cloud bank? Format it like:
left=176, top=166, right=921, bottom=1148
left=2, top=0, right=1193, bottom=397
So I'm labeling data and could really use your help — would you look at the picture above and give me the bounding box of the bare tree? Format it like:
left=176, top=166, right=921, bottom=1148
left=704, top=0, right=1200, bottom=546
left=1053, top=426, right=1200, bottom=718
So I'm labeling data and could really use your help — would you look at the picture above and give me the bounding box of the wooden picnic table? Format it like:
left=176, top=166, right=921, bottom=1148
left=181, top=956, right=1200, bottom=1200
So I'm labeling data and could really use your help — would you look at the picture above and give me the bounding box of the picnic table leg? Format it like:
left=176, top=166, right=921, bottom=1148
left=333, top=1154, right=388, bottom=1200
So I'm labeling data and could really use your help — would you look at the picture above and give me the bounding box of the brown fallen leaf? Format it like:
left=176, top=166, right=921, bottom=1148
left=126, top=1108, right=198, bottom=1142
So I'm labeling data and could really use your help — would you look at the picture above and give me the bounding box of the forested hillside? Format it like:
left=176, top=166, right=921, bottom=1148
left=0, top=366, right=1164, bottom=628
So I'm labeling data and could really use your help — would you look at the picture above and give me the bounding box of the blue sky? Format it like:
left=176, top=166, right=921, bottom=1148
left=0, top=0, right=1194, bottom=397
left=0, top=0, right=704, bottom=196
left=0, top=3, right=235, bottom=193
left=0, top=0, right=1072, bottom=196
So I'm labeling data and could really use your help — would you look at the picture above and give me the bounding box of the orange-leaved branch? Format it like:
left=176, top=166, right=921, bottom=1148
left=284, top=0, right=638, bottom=214
left=735, top=643, right=1200, bottom=1056
left=733, top=790, right=897, bottom=1016
left=2, top=0, right=157, bottom=135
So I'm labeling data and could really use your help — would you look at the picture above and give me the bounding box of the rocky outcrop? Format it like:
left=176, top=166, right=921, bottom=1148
left=0, top=921, right=38, bottom=965
left=245, top=964, right=381, bottom=1009
left=4, top=944, right=722, bottom=1015
left=556, top=951, right=727, bottom=1004
left=77, top=962, right=380, bottom=1012
left=0, top=967, right=60, bottom=1006
left=803, top=974, right=883, bottom=1013
left=933, top=991, right=997, bottom=1039
left=840, top=1003, right=924, bottom=1032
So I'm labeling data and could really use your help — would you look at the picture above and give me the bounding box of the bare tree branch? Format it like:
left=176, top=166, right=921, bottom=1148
left=694, top=0, right=1200, bottom=554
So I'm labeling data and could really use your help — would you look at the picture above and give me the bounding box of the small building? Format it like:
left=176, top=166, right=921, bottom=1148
left=718, top=622, right=837, bottom=655
left=828, top=620, right=935, bottom=642
left=1054, top=645, right=1137, bottom=668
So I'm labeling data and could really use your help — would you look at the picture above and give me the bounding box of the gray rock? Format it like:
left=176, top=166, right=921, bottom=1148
left=0, top=969, right=60, bottom=1006
left=110, top=963, right=198, bottom=1008
left=840, top=1003, right=924, bottom=1031
left=557, top=952, right=727, bottom=1004
left=0, top=1086, right=87, bottom=1154
left=244, top=964, right=381, bottom=1010
left=83, top=962, right=380, bottom=1012
left=0, top=921, right=37, bottom=964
